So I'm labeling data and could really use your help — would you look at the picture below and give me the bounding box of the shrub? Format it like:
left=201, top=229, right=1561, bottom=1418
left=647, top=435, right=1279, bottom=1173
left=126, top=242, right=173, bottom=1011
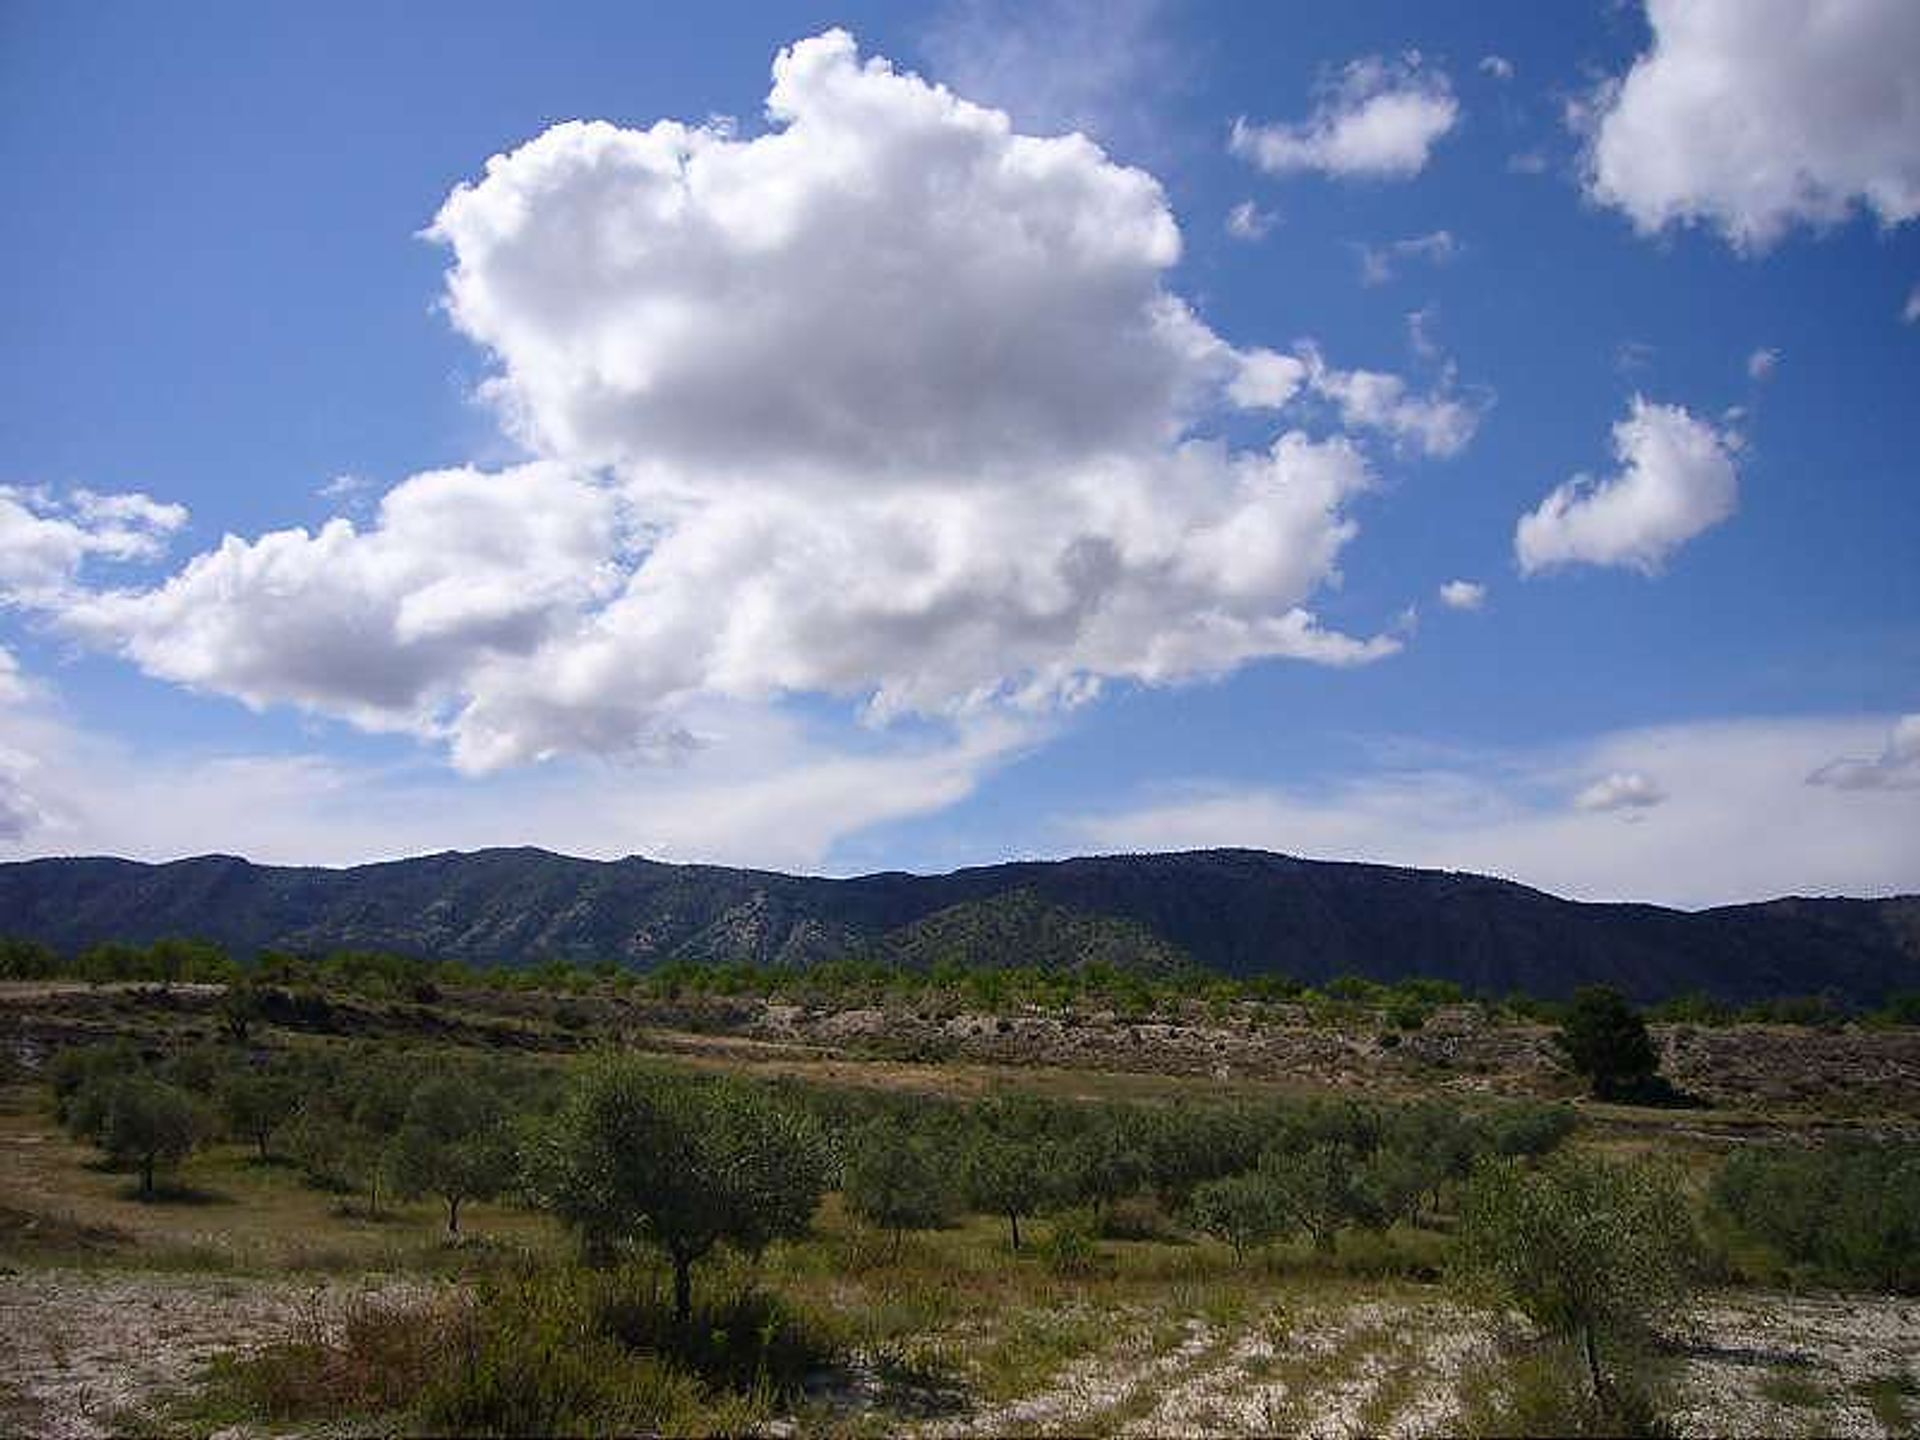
left=1711, top=1141, right=1920, bottom=1292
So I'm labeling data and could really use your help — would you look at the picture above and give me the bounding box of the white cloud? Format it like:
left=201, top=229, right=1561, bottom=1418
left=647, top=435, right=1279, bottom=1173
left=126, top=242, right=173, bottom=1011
left=1298, top=346, right=1483, bottom=459
left=1515, top=396, right=1737, bottom=575
left=1808, top=712, right=1920, bottom=790
left=1225, top=199, right=1278, bottom=240
left=1904, top=284, right=1920, bottom=323
left=1479, top=55, right=1515, bottom=82
left=1231, top=55, right=1459, bottom=180
left=0, top=657, right=1038, bottom=873
left=46, top=31, right=1413, bottom=775
left=1746, top=347, right=1780, bottom=381
left=0, top=485, right=186, bottom=605
left=1064, top=715, right=1920, bottom=907
left=1586, top=0, right=1920, bottom=250
left=1437, top=579, right=1485, bottom=611
left=1357, top=229, right=1459, bottom=286
left=1225, top=349, right=1308, bottom=409
left=1573, top=770, right=1666, bottom=812
left=61, top=463, right=627, bottom=749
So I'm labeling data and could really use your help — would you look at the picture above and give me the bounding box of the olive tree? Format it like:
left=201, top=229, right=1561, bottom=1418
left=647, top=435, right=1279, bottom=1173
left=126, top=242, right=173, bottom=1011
left=539, top=1060, right=827, bottom=1323
left=1187, top=1171, right=1284, bottom=1262
left=386, top=1075, right=516, bottom=1235
left=961, top=1130, right=1050, bottom=1251
left=1453, top=1152, right=1698, bottom=1399
left=1268, top=1142, right=1380, bottom=1253
left=842, top=1124, right=952, bottom=1258
left=219, top=1070, right=301, bottom=1161
left=98, top=1076, right=203, bottom=1197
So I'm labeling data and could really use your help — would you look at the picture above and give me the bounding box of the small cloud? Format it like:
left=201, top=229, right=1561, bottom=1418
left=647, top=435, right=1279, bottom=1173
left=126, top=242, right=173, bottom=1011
left=1574, top=770, right=1666, bottom=813
left=1516, top=396, right=1739, bottom=576
left=1508, top=150, right=1549, bottom=175
left=1808, top=713, right=1920, bottom=791
left=1479, top=55, right=1515, bottom=82
left=318, top=473, right=370, bottom=501
left=1437, top=579, right=1486, bottom=611
left=1225, top=199, right=1279, bottom=241
left=1231, top=54, right=1459, bottom=181
left=1406, top=305, right=1442, bottom=362
left=1357, top=229, right=1459, bottom=286
left=1905, top=285, right=1920, bottom=324
left=1746, top=347, right=1780, bottom=382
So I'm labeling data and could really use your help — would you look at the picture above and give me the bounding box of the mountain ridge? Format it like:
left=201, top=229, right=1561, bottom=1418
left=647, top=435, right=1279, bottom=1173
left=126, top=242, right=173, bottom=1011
left=0, top=845, right=1915, bottom=1003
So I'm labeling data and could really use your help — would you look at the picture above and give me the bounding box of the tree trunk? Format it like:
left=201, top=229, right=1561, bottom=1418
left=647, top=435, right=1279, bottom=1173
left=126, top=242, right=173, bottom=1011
left=140, top=1155, right=155, bottom=1197
left=1581, top=1324, right=1602, bottom=1399
left=1008, top=1211, right=1022, bottom=1251
left=889, top=1225, right=902, bottom=1262
left=256, top=1133, right=270, bottom=1162
left=673, top=1255, right=693, bottom=1326
left=447, top=1195, right=462, bottom=1235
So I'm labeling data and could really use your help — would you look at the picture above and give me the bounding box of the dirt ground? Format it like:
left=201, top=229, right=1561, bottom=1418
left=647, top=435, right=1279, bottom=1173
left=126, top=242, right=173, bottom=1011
left=4, top=1265, right=1908, bottom=1439
left=0, top=1270, right=432, bottom=1439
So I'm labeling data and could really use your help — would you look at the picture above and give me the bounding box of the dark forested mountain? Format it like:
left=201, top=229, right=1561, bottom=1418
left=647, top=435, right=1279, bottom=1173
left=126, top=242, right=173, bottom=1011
left=0, top=846, right=1915, bottom=1003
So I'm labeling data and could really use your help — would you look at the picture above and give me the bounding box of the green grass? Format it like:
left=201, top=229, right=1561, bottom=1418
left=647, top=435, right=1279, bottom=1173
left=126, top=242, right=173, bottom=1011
left=1855, top=1372, right=1917, bottom=1434
left=1757, top=1370, right=1833, bottom=1410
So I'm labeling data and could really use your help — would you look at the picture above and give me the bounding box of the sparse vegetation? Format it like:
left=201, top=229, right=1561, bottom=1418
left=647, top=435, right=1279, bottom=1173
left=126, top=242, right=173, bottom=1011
left=3, top=950, right=1918, bottom=1437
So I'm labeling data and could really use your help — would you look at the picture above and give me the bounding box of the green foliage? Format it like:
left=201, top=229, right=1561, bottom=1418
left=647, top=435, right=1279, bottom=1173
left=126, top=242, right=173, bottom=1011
left=841, top=1123, right=952, bottom=1254
left=1554, top=987, right=1660, bottom=1101
left=386, top=1074, right=517, bottom=1234
left=1457, top=1337, right=1674, bottom=1438
left=219, top=1070, right=302, bottom=1160
left=1454, top=1152, right=1698, bottom=1397
left=1036, top=1210, right=1106, bottom=1277
left=94, top=1075, right=206, bottom=1195
left=1266, top=1142, right=1382, bottom=1253
left=960, top=1130, right=1051, bottom=1251
left=0, top=936, right=58, bottom=979
left=1711, top=1141, right=1920, bottom=1292
left=538, top=1060, right=828, bottom=1320
left=1187, top=1171, right=1285, bottom=1261
left=415, top=1271, right=705, bottom=1436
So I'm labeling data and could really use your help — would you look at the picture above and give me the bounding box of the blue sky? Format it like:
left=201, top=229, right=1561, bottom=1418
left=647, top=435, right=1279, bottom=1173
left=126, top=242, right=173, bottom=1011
left=1, top=0, right=1916, bottom=905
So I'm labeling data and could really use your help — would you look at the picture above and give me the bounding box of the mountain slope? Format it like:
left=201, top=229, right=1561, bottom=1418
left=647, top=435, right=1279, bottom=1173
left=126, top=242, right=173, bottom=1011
left=0, top=846, right=1914, bottom=1003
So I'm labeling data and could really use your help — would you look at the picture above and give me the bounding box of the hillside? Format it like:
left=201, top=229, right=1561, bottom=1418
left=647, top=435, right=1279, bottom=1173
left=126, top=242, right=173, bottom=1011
left=0, top=847, right=1915, bottom=1003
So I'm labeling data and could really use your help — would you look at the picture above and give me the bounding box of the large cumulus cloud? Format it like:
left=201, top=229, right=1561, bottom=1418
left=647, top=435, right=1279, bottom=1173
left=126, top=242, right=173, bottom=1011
left=1586, top=0, right=1920, bottom=250
left=49, top=30, right=1448, bottom=773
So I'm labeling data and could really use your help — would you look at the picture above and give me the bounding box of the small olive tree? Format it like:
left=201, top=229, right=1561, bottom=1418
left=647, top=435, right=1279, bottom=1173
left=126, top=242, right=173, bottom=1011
left=98, top=1076, right=204, bottom=1197
left=842, top=1124, right=952, bottom=1258
left=1268, top=1142, right=1380, bottom=1254
left=1453, top=1151, right=1698, bottom=1400
left=386, top=1075, right=516, bottom=1235
left=539, top=1060, right=827, bottom=1323
left=219, top=1071, right=301, bottom=1161
left=961, top=1131, right=1050, bottom=1251
left=1187, top=1171, right=1284, bottom=1262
